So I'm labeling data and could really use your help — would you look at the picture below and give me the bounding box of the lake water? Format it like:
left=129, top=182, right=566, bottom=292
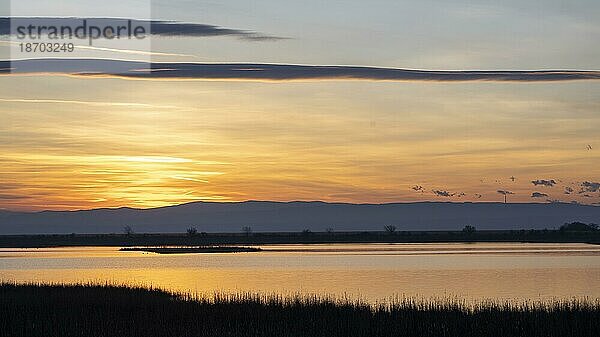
left=1, top=243, right=599, bottom=303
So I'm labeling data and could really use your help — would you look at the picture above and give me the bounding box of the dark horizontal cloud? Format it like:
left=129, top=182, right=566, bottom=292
left=432, top=190, right=454, bottom=197
left=0, top=193, right=28, bottom=200
left=531, top=179, right=557, bottom=187
left=0, top=17, right=284, bottom=41
left=1, top=59, right=600, bottom=82
left=531, top=192, right=549, bottom=198
left=580, top=181, right=600, bottom=193
left=497, top=190, right=514, bottom=195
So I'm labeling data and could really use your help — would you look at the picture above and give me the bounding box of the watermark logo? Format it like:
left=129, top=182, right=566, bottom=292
left=7, top=0, right=152, bottom=73
left=14, top=18, right=148, bottom=46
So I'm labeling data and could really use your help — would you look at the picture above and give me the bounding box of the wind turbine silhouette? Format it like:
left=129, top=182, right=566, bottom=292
left=498, top=190, right=513, bottom=203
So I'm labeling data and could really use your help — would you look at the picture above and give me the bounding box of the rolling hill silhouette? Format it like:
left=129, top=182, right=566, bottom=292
left=1, top=201, right=599, bottom=234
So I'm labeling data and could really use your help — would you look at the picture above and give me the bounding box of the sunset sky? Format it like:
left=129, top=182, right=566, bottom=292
left=1, top=0, right=599, bottom=211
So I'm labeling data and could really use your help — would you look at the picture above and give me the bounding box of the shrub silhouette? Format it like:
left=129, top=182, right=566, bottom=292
left=242, top=226, right=253, bottom=236
left=560, top=222, right=598, bottom=231
left=186, top=226, right=198, bottom=236
left=384, top=225, right=397, bottom=234
left=123, top=225, right=134, bottom=236
left=462, top=225, right=476, bottom=234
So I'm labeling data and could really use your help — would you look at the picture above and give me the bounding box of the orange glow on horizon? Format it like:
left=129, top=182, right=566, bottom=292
left=1, top=77, right=598, bottom=211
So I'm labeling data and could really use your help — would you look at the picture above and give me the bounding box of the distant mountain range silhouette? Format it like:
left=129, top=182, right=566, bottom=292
left=1, top=201, right=599, bottom=234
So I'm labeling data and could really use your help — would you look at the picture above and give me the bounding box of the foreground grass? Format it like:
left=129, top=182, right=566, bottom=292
left=0, top=283, right=599, bottom=337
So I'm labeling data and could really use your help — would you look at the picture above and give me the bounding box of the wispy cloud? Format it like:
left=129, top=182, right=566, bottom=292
left=170, top=175, right=209, bottom=183
left=76, top=45, right=198, bottom=58
left=2, top=59, right=600, bottom=82
left=0, top=17, right=286, bottom=41
left=0, top=98, right=185, bottom=110
left=531, top=192, right=548, bottom=198
left=118, top=156, right=193, bottom=163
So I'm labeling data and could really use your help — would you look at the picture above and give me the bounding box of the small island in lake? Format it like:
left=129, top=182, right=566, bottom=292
left=119, top=246, right=262, bottom=254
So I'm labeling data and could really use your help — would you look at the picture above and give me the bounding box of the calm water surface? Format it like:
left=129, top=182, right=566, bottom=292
left=1, top=243, right=599, bottom=302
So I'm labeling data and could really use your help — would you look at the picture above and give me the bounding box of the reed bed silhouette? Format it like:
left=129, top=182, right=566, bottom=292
left=0, top=282, right=598, bottom=337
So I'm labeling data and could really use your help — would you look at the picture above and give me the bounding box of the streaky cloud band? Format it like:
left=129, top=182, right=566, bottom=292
left=1, top=59, right=600, bottom=82
left=0, top=17, right=285, bottom=41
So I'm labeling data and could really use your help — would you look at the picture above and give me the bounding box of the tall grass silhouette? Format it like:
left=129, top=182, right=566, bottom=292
left=0, top=282, right=598, bottom=337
